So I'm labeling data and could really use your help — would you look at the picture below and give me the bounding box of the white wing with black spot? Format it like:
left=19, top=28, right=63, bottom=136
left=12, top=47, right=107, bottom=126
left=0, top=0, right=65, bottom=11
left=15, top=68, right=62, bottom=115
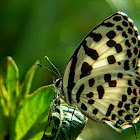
left=61, top=12, right=140, bottom=131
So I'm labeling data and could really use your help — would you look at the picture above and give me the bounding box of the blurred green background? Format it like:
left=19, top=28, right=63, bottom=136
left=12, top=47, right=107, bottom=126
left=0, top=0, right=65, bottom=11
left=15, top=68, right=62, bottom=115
left=0, top=0, right=140, bottom=140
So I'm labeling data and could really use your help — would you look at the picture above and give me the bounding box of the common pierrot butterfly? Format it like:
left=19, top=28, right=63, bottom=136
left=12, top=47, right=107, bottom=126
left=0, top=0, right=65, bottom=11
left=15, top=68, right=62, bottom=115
left=39, top=11, right=140, bottom=135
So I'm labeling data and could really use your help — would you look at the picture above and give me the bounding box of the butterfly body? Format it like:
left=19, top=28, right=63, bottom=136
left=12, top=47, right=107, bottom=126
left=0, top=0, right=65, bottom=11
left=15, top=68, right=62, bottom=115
left=55, top=12, right=140, bottom=132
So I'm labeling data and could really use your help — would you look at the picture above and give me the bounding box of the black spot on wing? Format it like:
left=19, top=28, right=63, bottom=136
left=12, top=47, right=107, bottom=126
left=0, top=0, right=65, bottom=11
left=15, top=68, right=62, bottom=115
left=135, top=80, right=140, bottom=87
left=92, top=108, right=98, bottom=115
left=106, top=40, right=116, bottom=47
left=127, top=87, right=132, bottom=95
left=122, top=21, right=128, bottom=27
left=133, top=47, right=138, bottom=55
left=126, top=49, right=132, bottom=58
left=117, top=73, right=123, bottom=78
left=88, top=99, right=94, bottom=105
left=135, top=30, right=138, bottom=37
left=131, top=97, right=137, bottom=104
left=131, top=37, right=136, bottom=44
left=82, top=40, right=99, bottom=60
left=107, top=55, right=116, bottom=64
left=106, top=30, right=116, bottom=39
left=104, top=74, right=111, bottom=82
left=81, top=103, right=87, bottom=111
left=125, top=114, right=134, bottom=122
left=125, top=40, right=131, bottom=47
left=80, top=62, right=92, bottom=79
left=105, top=104, right=114, bottom=117
left=115, top=44, right=122, bottom=53
left=132, top=58, right=136, bottom=68
left=81, top=62, right=91, bottom=73
left=88, top=78, right=95, bottom=87
left=128, top=28, right=133, bottom=35
left=117, top=101, right=123, bottom=108
left=128, top=80, right=132, bottom=86
left=97, top=85, right=104, bottom=99
left=90, top=32, right=102, bottom=42
left=86, top=92, right=94, bottom=98
left=113, top=16, right=122, bottom=21
left=114, top=119, right=124, bottom=128
left=122, top=31, right=128, bottom=38
left=129, top=22, right=133, bottom=28
left=122, top=95, right=127, bottom=102
left=118, top=110, right=125, bottom=116
left=118, top=62, right=121, bottom=65
left=108, top=80, right=116, bottom=87
left=122, top=14, right=128, bottom=20
left=133, top=89, right=137, bottom=96
left=124, top=103, right=130, bottom=111
left=102, top=22, right=114, bottom=27
left=111, top=114, right=116, bottom=120
left=116, top=25, right=123, bottom=31
left=124, top=60, right=130, bottom=70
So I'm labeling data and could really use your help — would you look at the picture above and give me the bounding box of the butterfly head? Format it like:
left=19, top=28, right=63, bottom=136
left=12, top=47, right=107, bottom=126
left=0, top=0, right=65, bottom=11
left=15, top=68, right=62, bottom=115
left=54, top=78, right=62, bottom=89
left=54, top=78, right=65, bottom=100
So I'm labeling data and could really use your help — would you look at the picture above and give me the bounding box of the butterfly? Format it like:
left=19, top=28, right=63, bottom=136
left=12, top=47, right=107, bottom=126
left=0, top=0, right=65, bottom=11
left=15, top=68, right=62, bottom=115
left=53, top=11, right=140, bottom=132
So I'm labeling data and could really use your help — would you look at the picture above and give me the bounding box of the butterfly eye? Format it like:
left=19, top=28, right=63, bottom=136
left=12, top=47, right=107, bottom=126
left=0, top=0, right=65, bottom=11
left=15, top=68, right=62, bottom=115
left=54, top=78, right=62, bottom=88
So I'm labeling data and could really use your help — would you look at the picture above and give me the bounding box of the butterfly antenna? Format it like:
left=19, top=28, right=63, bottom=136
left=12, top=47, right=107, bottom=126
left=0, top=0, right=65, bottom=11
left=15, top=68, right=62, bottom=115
left=45, top=56, right=61, bottom=77
left=132, top=123, right=139, bottom=140
left=36, top=62, right=60, bottom=77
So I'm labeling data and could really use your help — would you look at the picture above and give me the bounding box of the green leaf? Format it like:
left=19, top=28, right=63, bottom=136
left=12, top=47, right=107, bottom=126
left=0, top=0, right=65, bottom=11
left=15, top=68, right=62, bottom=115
left=0, top=76, right=8, bottom=140
left=20, top=63, right=38, bottom=98
left=44, top=103, right=87, bottom=140
left=6, top=57, right=19, bottom=116
left=11, top=85, right=56, bottom=140
left=0, top=101, right=6, bottom=140
left=0, top=76, right=8, bottom=114
left=6, top=56, right=19, bottom=97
